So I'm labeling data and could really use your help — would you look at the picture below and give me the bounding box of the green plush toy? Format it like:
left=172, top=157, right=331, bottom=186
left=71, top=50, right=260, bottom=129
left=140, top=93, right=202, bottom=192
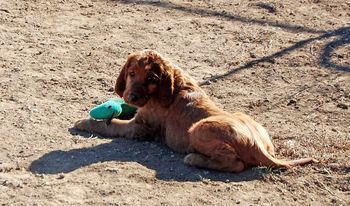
left=89, top=98, right=137, bottom=121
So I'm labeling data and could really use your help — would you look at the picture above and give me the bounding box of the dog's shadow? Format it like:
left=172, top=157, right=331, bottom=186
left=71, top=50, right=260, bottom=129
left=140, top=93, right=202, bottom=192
left=29, top=128, right=268, bottom=182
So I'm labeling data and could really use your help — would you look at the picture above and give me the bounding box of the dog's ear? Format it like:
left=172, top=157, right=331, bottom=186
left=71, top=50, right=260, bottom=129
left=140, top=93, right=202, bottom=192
left=156, top=63, right=175, bottom=107
left=115, top=63, right=127, bottom=97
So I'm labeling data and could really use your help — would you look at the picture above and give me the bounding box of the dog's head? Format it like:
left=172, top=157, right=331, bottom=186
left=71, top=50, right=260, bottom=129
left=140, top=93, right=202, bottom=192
left=115, top=50, right=175, bottom=107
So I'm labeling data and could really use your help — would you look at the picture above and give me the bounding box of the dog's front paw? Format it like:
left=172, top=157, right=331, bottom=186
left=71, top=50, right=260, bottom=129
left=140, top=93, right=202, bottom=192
left=74, top=118, right=94, bottom=131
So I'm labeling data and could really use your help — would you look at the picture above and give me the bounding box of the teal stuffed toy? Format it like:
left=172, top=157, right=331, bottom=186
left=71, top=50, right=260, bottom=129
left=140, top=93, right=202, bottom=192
left=89, top=98, right=137, bottom=121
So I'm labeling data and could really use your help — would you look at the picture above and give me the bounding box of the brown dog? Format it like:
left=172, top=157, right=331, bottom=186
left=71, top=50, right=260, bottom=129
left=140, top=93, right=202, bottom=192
left=74, top=50, right=318, bottom=172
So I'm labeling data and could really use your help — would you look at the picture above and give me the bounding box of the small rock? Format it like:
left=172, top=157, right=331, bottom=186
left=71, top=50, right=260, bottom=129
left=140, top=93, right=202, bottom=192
left=35, top=174, right=44, bottom=178
left=57, top=174, right=65, bottom=179
left=202, top=179, right=210, bottom=184
left=250, top=53, right=257, bottom=58
left=287, top=99, right=297, bottom=106
left=201, top=80, right=212, bottom=86
left=105, top=168, right=119, bottom=173
left=1, top=178, right=23, bottom=188
left=108, top=87, right=114, bottom=92
left=256, top=2, right=277, bottom=13
left=337, top=54, right=344, bottom=59
left=337, top=103, right=348, bottom=110
left=92, top=100, right=100, bottom=104
left=0, top=163, right=16, bottom=172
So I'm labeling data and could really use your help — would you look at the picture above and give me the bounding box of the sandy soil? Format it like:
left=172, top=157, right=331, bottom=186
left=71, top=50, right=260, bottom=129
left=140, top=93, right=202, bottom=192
left=0, top=0, right=349, bottom=205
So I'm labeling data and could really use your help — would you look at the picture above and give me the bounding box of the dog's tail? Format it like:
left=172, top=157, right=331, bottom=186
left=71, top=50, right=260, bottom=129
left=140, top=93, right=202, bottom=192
left=254, top=139, right=319, bottom=169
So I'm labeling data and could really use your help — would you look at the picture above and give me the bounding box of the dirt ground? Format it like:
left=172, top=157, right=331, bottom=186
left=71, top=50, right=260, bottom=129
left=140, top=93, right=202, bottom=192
left=0, top=0, right=349, bottom=205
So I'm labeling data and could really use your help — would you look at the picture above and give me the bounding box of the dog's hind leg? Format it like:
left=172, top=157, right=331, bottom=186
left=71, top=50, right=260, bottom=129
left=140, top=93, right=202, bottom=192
left=186, top=118, right=246, bottom=173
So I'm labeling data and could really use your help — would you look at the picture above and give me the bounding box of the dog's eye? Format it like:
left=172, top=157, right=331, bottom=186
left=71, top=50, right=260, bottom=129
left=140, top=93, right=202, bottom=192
left=146, top=76, right=154, bottom=82
left=129, top=71, right=135, bottom=77
left=146, top=75, right=159, bottom=83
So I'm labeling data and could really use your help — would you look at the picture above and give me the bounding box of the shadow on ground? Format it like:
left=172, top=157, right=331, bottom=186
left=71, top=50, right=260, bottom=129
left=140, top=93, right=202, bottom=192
left=29, top=129, right=267, bottom=182
left=115, top=0, right=327, bottom=34
left=199, top=26, right=350, bottom=85
left=114, top=0, right=350, bottom=81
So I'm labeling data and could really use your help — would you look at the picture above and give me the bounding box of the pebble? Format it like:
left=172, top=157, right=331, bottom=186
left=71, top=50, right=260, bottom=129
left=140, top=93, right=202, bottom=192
left=57, top=174, right=65, bottom=179
left=337, top=103, right=348, bottom=110
left=0, top=163, right=15, bottom=172
left=287, top=99, right=297, bottom=106
left=250, top=53, right=257, bottom=58
left=1, top=178, right=23, bottom=188
left=256, top=2, right=277, bottom=13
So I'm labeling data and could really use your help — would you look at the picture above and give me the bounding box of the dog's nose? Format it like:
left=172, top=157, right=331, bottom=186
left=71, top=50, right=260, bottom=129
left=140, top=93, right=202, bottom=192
left=128, top=93, right=139, bottom=102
